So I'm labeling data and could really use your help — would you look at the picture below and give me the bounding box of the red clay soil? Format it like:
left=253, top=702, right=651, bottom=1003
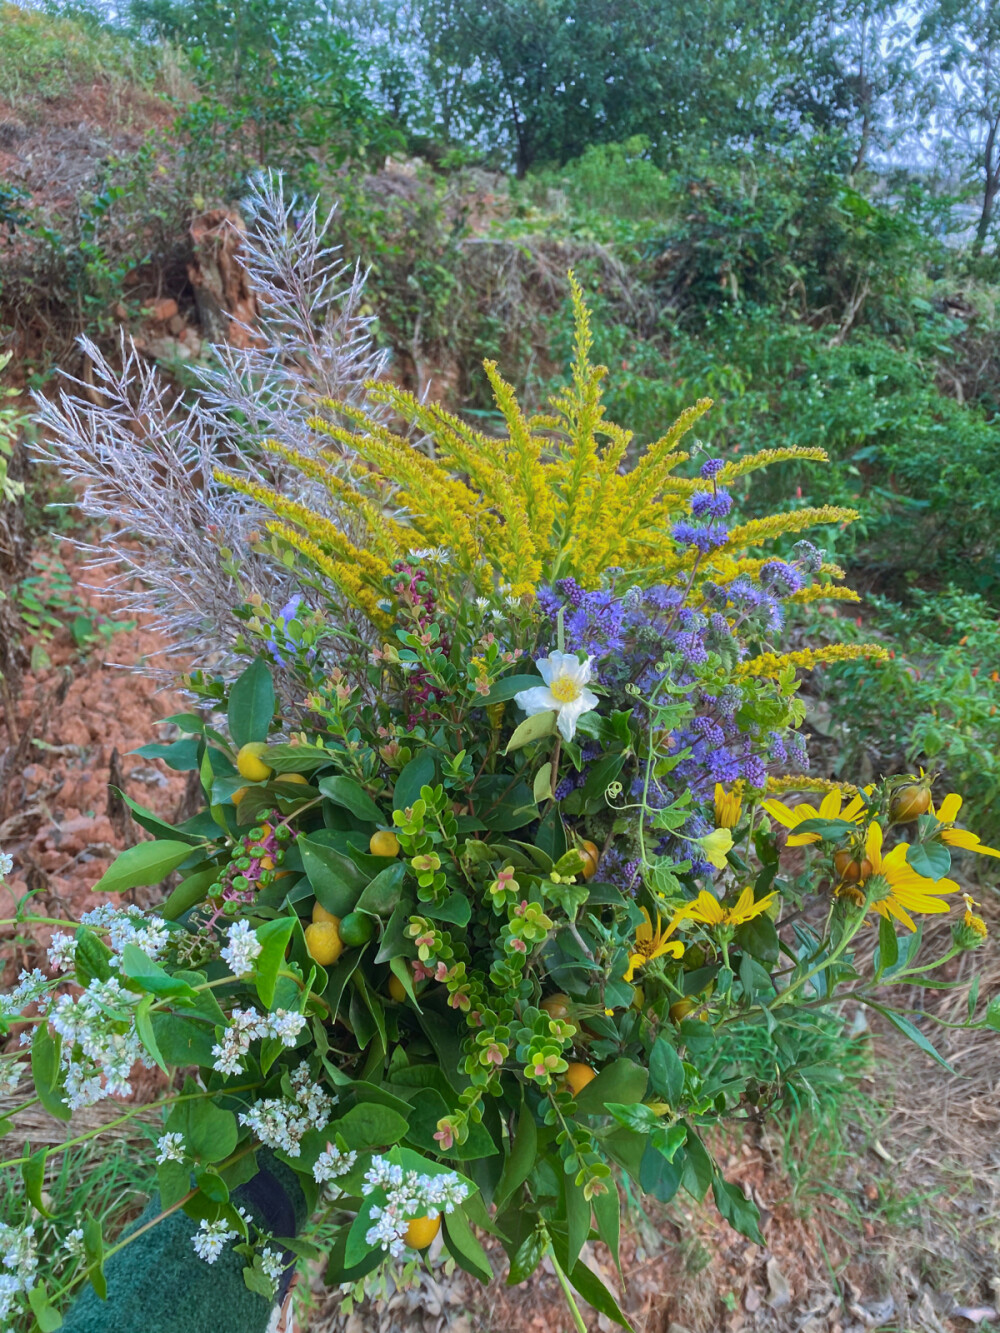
left=0, top=542, right=190, bottom=967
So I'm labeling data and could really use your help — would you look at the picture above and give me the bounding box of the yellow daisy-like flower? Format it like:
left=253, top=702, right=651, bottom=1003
left=860, top=823, right=959, bottom=932
left=931, top=792, right=1000, bottom=860
left=672, top=885, right=777, bottom=930
left=763, top=789, right=865, bottom=846
left=713, top=783, right=743, bottom=830
left=623, top=908, right=684, bottom=983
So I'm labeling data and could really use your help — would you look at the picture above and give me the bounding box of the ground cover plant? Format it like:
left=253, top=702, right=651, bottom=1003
left=0, top=189, right=998, bottom=1332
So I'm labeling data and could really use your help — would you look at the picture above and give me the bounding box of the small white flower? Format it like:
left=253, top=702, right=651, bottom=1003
left=63, top=1228, right=85, bottom=1259
left=192, top=1218, right=237, bottom=1264
left=155, top=1132, right=186, bottom=1164
left=0, top=1062, right=24, bottom=1096
left=313, top=1144, right=357, bottom=1184
left=514, top=651, right=599, bottom=742
left=47, top=933, right=77, bottom=973
left=220, top=920, right=262, bottom=978
left=0, top=851, right=13, bottom=878
left=259, top=1246, right=285, bottom=1289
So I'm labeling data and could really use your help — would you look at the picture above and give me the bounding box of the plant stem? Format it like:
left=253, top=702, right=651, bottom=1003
left=548, top=1241, right=588, bottom=1333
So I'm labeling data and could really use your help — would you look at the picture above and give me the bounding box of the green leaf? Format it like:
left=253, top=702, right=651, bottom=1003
left=228, top=658, right=275, bottom=749
left=345, top=1193, right=384, bottom=1267
left=133, top=736, right=201, bottom=771
left=166, top=1095, right=238, bottom=1164
left=481, top=674, right=543, bottom=704
left=22, top=1146, right=50, bottom=1217
left=905, top=841, right=952, bottom=881
left=506, top=1226, right=545, bottom=1284
left=393, top=752, right=436, bottom=811
left=565, top=1173, right=590, bottom=1270
left=92, top=840, right=199, bottom=894
left=119, top=945, right=197, bottom=999
left=73, top=929, right=112, bottom=987
left=254, top=916, right=297, bottom=1009
left=734, top=913, right=780, bottom=966
left=355, top=862, right=406, bottom=917
left=318, top=775, right=384, bottom=824
left=330, top=1103, right=409, bottom=1151
left=149, top=1013, right=216, bottom=1068
left=299, top=837, right=366, bottom=915
left=82, top=1212, right=107, bottom=1300
left=424, top=891, right=472, bottom=926
left=157, top=1158, right=191, bottom=1211
left=592, top=1183, right=621, bottom=1271
left=27, top=1280, right=63, bottom=1332
left=789, top=817, right=859, bottom=839
left=108, top=788, right=205, bottom=846
left=549, top=1231, right=633, bottom=1329
left=505, top=710, right=556, bottom=752
left=30, top=1024, right=70, bottom=1122
left=680, top=1128, right=713, bottom=1201
left=877, top=914, right=899, bottom=973
left=648, top=1037, right=684, bottom=1105
left=869, top=1002, right=957, bottom=1073
left=443, top=1207, right=493, bottom=1283
left=533, top=763, right=553, bottom=804
left=160, top=866, right=219, bottom=920
left=712, top=1174, right=764, bottom=1244
left=495, top=1101, right=537, bottom=1208
left=136, top=994, right=168, bottom=1074
left=574, top=1058, right=647, bottom=1115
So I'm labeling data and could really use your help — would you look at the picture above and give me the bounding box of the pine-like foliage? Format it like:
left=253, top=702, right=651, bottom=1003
left=33, top=173, right=389, bottom=668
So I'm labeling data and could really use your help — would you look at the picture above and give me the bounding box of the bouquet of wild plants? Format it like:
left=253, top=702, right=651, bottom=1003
left=1, top=282, right=997, bottom=1333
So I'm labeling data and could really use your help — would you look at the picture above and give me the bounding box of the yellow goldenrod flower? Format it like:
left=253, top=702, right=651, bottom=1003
left=930, top=792, right=1000, bottom=860
left=859, top=823, right=959, bottom=932
left=714, top=784, right=743, bottom=830
left=763, top=789, right=865, bottom=847
left=623, top=908, right=684, bottom=983
left=672, top=885, right=777, bottom=930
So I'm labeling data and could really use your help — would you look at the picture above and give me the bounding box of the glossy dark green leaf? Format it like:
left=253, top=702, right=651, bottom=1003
left=228, top=657, right=275, bottom=749
left=318, top=775, right=384, bottom=824
left=393, top=752, right=437, bottom=810
left=649, top=1037, right=684, bottom=1105
left=443, top=1207, right=493, bottom=1284
left=712, top=1173, right=764, bottom=1244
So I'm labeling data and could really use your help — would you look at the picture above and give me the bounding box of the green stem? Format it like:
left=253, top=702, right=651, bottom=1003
left=765, top=908, right=867, bottom=1014
left=548, top=1241, right=588, bottom=1333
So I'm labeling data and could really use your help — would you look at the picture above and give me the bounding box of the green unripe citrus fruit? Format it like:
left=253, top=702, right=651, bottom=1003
left=339, top=912, right=374, bottom=947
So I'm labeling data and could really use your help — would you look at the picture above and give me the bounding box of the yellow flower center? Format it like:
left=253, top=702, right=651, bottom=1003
left=549, top=675, right=581, bottom=703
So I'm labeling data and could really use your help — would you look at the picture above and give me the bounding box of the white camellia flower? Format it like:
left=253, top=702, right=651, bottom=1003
left=514, top=651, right=599, bottom=742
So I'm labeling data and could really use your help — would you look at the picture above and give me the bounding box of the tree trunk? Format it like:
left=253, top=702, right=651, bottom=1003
left=973, top=116, right=1000, bottom=256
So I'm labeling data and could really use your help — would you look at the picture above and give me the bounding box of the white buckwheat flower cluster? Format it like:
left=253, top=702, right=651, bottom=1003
left=46, top=932, right=78, bottom=973
left=211, top=1007, right=307, bottom=1076
left=0, top=969, right=52, bottom=1020
left=361, top=1157, right=470, bottom=1258
left=313, top=1143, right=357, bottom=1185
left=0, top=1222, right=38, bottom=1323
left=0, top=1060, right=24, bottom=1096
left=80, top=905, right=171, bottom=960
left=63, top=1228, right=86, bottom=1259
left=155, top=1132, right=187, bottom=1164
left=259, top=1246, right=286, bottom=1294
left=220, top=920, right=262, bottom=978
left=192, top=1218, right=239, bottom=1265
left=0, top=850, right=12, bottom=878
left=48, top=977, right=152, bottom=1108
left=238, top=1065, right=335, bottom=1157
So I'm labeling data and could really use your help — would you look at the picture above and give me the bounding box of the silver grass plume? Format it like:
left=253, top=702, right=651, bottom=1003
left=33, top=172, right=390, bottom=674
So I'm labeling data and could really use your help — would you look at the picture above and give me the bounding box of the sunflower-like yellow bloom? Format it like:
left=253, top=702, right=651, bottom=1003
left=931, top=793, right=1000, bottom=860
left=672, top=886, right=777, bottom=930
left=623, top=908, right=684, bottom=982
left=714, top=784, right=743, bottom=830
left=859, top=823, right=959, bottom=932
left=763, top=789, right=865, bottom=847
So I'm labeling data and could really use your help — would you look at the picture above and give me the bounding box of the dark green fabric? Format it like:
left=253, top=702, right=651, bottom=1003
left=61, top=1154, right=307, bottom=1333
